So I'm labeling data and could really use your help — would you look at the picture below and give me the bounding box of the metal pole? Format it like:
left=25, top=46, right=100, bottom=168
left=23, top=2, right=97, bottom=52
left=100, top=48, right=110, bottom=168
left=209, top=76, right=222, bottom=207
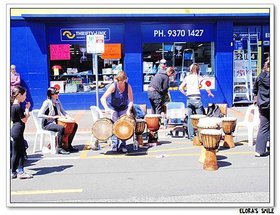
left=94, top=53, right=99, bottom=107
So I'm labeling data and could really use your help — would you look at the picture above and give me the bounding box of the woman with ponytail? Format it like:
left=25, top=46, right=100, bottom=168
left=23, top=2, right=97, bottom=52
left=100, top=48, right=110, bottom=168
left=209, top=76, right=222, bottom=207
left=10, top=86, right=33, bottom=179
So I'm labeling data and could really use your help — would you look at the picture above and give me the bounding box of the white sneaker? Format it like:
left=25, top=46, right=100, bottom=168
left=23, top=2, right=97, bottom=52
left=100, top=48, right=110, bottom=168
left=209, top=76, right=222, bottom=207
left=111, top=146, right=118, bottom=152
left=120, top=147, right=128, bottom=153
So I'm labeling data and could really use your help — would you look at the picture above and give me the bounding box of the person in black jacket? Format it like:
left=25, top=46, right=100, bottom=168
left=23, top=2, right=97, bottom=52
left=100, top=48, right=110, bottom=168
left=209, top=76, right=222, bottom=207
left=147, top=65, right=175, bottom=114
left=253, top=57, right=270, bottom=157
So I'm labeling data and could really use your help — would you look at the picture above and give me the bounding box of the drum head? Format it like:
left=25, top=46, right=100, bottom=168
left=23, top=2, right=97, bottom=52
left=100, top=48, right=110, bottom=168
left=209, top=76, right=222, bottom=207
left=92, top=118, right=113, bottom=141
left=113, top=120, right=134, bottom=141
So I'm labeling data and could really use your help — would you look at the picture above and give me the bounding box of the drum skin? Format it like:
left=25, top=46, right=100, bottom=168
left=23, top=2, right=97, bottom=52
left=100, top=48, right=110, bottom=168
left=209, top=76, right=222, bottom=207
left=92, top=118, right=114, bottom=141
left=145, top=114, right=161, bottom=131
left=190, top=114, right=206, bottom=129
left=113, top=115, right=136, bottom=141
left=57, top=118, right=76, bottom=149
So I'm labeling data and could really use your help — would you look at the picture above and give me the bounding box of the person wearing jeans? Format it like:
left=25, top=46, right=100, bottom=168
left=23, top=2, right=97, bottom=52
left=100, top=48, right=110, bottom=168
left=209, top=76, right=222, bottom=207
left=179, top=63, right=214, bottom=140
left=100, top=71, right=134, bottom=153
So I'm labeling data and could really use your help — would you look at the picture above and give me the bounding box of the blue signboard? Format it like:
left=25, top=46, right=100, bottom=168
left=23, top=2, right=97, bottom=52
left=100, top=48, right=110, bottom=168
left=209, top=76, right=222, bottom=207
left=47, top=24, right=124, bottom=44
left=141, top=23, right=215, bottom=42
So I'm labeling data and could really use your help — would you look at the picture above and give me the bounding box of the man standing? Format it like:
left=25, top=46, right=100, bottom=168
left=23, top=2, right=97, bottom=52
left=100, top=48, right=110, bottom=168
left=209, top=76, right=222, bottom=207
left=147, top=62, right=175, bottom=114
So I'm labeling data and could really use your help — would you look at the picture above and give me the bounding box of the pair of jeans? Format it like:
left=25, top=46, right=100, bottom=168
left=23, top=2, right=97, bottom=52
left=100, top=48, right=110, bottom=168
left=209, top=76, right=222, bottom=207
left=186, top=98, right=204, bottom=139
left=148, top=91, right=163, bottom=114
left=255, top=108, right=270, bottom=154
left=111, top=108, right=128, bottom=149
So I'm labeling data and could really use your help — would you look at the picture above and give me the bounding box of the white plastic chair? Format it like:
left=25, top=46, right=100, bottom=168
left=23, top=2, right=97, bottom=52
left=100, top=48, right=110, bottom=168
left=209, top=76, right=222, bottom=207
left=165, top=102, right=186, bottom=136
left=235, top=104, right=260, bottom=146
left=31, top=110, right=57, bottom=154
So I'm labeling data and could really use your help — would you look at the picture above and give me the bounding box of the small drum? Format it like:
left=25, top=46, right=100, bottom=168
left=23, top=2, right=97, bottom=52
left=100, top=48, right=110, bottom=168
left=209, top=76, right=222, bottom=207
left=145, top=114, right=161, bottom=131
left=113, top=115, right=136, bottom=141
left=92, top=118, right=114, bottom=141
left=135, top=119, right=146, bottom=145
left=190, top=114, right=206, bottom=146
left=200, top=129, right=222, bottom=171
left=190, top=114, right=206, bottom=129
left=58, top=117, right=76, bottom=150
left=145, top=114, right=161, bottom=144
left=222, top=117, right=237, bottom=148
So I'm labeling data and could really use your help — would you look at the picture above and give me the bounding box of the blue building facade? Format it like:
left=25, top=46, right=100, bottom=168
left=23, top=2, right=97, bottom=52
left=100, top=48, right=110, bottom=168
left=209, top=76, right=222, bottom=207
left=10, top=10, right=270, bottom=110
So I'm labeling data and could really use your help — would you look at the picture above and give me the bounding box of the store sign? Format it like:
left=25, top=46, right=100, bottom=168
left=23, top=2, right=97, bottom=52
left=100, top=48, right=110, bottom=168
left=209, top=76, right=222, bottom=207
left=60, top=28, right=110, bottom=41
left=142, top=23, right=215, bottom=42
left=101, top=44, right=122, bottom=59
left=87, top=35, right=104, bottom=53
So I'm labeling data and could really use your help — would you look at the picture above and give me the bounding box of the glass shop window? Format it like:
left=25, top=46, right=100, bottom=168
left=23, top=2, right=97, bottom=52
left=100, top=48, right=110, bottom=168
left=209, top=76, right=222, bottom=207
left=48, top=44, right=123, bottom=93
left=142, top=42, right=215, bottom=91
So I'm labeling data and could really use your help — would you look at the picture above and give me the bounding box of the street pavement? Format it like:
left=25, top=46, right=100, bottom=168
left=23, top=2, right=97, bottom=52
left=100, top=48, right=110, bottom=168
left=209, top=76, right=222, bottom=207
left=9, top=107, right=272, bottom=207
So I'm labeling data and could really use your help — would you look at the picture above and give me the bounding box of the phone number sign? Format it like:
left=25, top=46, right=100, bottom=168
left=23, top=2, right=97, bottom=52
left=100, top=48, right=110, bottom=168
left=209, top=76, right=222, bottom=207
left=142, top=23, right=215, bottom=42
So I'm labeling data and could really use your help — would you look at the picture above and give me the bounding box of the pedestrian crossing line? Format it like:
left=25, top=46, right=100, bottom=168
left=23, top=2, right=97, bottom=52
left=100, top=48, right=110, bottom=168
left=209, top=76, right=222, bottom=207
left=11, top=189, right=83, bottom=196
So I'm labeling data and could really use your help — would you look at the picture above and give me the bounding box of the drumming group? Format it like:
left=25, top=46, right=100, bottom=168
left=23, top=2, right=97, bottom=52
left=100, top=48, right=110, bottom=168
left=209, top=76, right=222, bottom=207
left=10, top=59, right=270, bottom=178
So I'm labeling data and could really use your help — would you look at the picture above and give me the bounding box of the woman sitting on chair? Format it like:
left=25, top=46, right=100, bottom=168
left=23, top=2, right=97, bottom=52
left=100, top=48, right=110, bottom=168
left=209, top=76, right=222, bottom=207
left=38, top=87, right=78, bottom=154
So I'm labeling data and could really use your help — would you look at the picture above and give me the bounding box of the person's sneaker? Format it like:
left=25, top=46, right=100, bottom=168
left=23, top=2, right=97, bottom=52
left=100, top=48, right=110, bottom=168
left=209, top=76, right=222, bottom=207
left=255, top=152, right=263, bottom=157
left=68, top=146, right=79, bottom=153
left=119, top=147, right=128, bottom=153
left=57, top=148, right=70, bottom=155
left=111, top=146, right=118, bottom=152
left=17, top=172, right=33, bottom=179
left=11, top=172, right=17, bottom=179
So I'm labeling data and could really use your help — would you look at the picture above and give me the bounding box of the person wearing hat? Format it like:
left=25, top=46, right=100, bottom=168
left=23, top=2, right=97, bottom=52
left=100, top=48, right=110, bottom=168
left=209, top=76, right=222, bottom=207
left=147, top=66, right=176, bottom=114
left=100, top=71, right=134, bottom=153
left=158, top=59, right=167, bottom=71
left=38, top=87, right=78, bottom=154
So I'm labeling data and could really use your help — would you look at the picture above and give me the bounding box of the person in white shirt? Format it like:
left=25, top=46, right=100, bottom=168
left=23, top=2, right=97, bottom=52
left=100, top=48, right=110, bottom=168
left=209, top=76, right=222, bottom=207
left=179, top=63, right=214, bottom=140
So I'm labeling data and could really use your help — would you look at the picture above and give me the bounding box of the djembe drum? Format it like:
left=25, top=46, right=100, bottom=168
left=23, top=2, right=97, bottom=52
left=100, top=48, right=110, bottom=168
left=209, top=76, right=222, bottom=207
left=135, top=119, right=146, bottom=146
left=190, top=114, right=206, bottom=146
left=92, top=118, right=114, bottom=141
left=145, top=114, right=161, bottom=145
left=57, top=117, right=76, bottom=150
left=200, top=129, right=222, bottom=171
left=113, top=115, right=136, bottom=141
left=222, top=117, right=237, bottom=148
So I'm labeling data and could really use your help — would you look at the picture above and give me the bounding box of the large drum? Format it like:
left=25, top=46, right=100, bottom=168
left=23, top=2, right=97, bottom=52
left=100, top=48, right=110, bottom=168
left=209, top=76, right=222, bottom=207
left=200, top=129, right=222, bottom=171
left=92, top=118, right=114, bottom=141
left=197, top=118, right=220, bottom=145
left=113, top=115, right=136, bottom=141
left=190, top=114, right=206, bottom=146
left=58, top=117, right=76, bottom=150
left=135, top=119, right=146, bottom=146
left=145, top=114, right=161, bottom=144
left=222, top=117, right=237, bottom=148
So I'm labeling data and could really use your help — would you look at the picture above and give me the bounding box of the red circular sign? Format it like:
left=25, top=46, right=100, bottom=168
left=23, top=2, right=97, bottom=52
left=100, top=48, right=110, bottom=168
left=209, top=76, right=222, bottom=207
left=205, top=80, right=212, bottom=87
left=54, top=84, right=61, bottom=90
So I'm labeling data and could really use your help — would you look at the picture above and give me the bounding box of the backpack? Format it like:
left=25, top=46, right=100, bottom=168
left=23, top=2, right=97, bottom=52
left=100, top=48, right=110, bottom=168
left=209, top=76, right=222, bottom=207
left=206, top=103, right=223, bottom=117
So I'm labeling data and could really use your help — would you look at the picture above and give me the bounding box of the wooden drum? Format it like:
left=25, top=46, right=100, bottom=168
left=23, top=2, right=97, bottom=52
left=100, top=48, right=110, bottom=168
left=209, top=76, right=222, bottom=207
left=197, top=118, right=219, bottom=146
left=200, top=129, right=222, bottom=171
left=113, top=115, right=136, bottom=141
left=92, top=118, right=114, bottom=141
left=222, top=117, right=237, bottom=148
left=135, top=119, right=146, bottom=146
left=145, top=114, right=161, bottom=145
left=58, top=117, right=76, bottom=150
left=190, top=114, right=206, bottom=146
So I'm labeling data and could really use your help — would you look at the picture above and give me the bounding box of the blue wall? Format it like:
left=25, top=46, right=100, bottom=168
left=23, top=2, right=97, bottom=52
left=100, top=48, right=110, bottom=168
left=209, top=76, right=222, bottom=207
left=10, top=16, right=268, bottom=110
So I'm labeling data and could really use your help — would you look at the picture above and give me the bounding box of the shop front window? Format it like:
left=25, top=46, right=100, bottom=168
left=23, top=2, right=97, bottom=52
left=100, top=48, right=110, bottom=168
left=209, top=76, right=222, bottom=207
left=49, top=44, right=123, bottom=93
left=142, top=42, right=215, bottom=91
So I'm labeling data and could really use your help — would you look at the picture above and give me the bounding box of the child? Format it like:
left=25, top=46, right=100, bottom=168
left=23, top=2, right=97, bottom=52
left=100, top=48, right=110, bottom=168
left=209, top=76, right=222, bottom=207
left=11, top=86, right=33, bottom=179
